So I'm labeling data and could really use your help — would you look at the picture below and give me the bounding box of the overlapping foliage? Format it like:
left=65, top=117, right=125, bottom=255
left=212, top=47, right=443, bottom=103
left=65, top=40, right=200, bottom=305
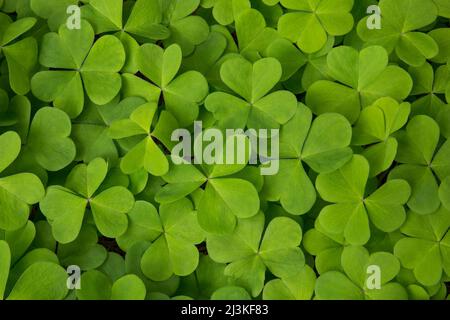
left=0, top=0, right=450, bottom=300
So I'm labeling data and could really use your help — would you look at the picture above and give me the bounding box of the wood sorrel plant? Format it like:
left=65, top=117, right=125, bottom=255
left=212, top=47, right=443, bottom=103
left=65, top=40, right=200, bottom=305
left=0, top=0, right=449, bottom=301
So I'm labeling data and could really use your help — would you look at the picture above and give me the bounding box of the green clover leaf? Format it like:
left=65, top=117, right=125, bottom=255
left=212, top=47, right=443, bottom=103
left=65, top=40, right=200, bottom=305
left=303, top=225, right=345, bottom=274
left=7, top=262, right=68, bottom=300
left=156, top=135, right=260, bottom=234
left=278, top=0, right=354, bottom=53
left=26, top=107, right=76, bottom=171
left=388, top=115, right=450, bottom=214
left=30, top=0, right=87, bottom=31
left=352, top=97, right=411, bottom=177
left=357, top=0, right=439, bottom=67
left=433, top=0, right=450, bottom=17
left=0, top=13, right=37, bottom=95
left=315, top=246, right=407, bottom=300
left=235, top=9, right=280, bottom=60
left=0, top=240, right=10, bottom=299
left=140, top=198, right=205, bottom=281
left=138, top=43, right=209, bottom=126
left=440, top=177, right=450, bottom=211
left=40, top=158, right=135, bottom=243
left=200, top=0, right=250, bottom=25
left=394, top=206, right=450, bottom=286
left=205, top=56, right=297, bottom=131
left=408, top=62, right=448, bottom=118
left=207, top=213, right=305, bottom=297
left=57, top=225, right=107, bottom=270
left=262, top=265, right=316, bottom=300
left=262, top=103, right=353, bottom=215
left=0, top=131, right=45, bottom=231
left=109, top=100, right=178, bottom=176
left=31, top=20, right=125, bottom=118
left=211, top=286, right=251, bottom=300
left=177, top=255, right=234, bottom=299
left=306, top=45, right=413, bottom=123
left=316, top=155, right=411, bottom=245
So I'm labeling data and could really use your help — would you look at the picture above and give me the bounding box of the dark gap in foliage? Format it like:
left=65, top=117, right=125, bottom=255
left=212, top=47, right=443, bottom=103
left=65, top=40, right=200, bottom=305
left=98, top=236, right=125, bottom=257
left=196, top=242, right=208, bottom=255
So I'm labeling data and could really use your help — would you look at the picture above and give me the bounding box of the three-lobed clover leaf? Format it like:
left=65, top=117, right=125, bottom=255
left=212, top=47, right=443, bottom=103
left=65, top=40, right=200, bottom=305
left=109, top=100, right=178, bottom=176
left=31, top=20, right=125, bottom=118
left=352, top=97, right=411, bottom=177
left=394, top=206, right=450, bottom=286
left=262, top=103, right=353, bottom=215
left=138, top=43, right=209, bottom=127
left=40, top=158, right=135, bottom=243
left=0, top=131, right=45, bottom=231
left=306, top=45, right=413, bottom=124
left=315, top=246, right=407, bottom=300
left=0, top=13, right=37, bottom=95
left=316, top=155, right=411, bottom=245
left=357, top=0, right=439, bottom=67
left=205, top=56, right=297, bottom=131
left=156, top=136, right=261, bottom=234
left=207, top=213, right=305, bottom=297
left=408, top=62, right=448, bottom=118
left=278, top=0, right=354, bottom=53
left=139, top=198, right=205, bottom=281
left=388, top=115, right=450, bottom=214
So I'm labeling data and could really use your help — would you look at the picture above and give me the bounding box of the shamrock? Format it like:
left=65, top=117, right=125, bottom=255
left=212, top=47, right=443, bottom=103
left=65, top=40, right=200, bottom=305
left=262, top=103, right=353, bottom=215
left=31, top=20, right=125, bottom=118
left=207, top=213, right=305, bottom=297
left=200, top=0, right=250, bottom=25
left=70, top=100, right=119, bottom=164
left=315, top=246, right=407, bottom=300
left=316, top=155, right=411, bottom=245
left=139, top=198, right=205, bottom=281
left=266, top=38, right=307, bottom=83
left=235, top=9, right=280, bottom=60
left=306, top=45, right=413, bottom=123
left=108, top=100, right=178, bottom=177
left=278, top=0, right=354, bottom=53
left=357, top=0, right=439, bottom=67
left=262, top=265, right=316, bottom=300
left=138, top=43, right=209, bottom=127
left=205, top=56, right=297, bottom=131
left=394, top=206, right=450, bottom=286
left=0, top=13, right=37, bottom=95
left=388, top=115, right=450, bottom=214
left=352, top=97, right=411, bottom=177
left=39, top=158, right=135, bottom=243
left=303, top=226, right=345, bottom=274
left=155, top=137, right=260, bottom=234
left=0, top=131, right=44, bottom=231
left=408, top=62, right=448, bottom=118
